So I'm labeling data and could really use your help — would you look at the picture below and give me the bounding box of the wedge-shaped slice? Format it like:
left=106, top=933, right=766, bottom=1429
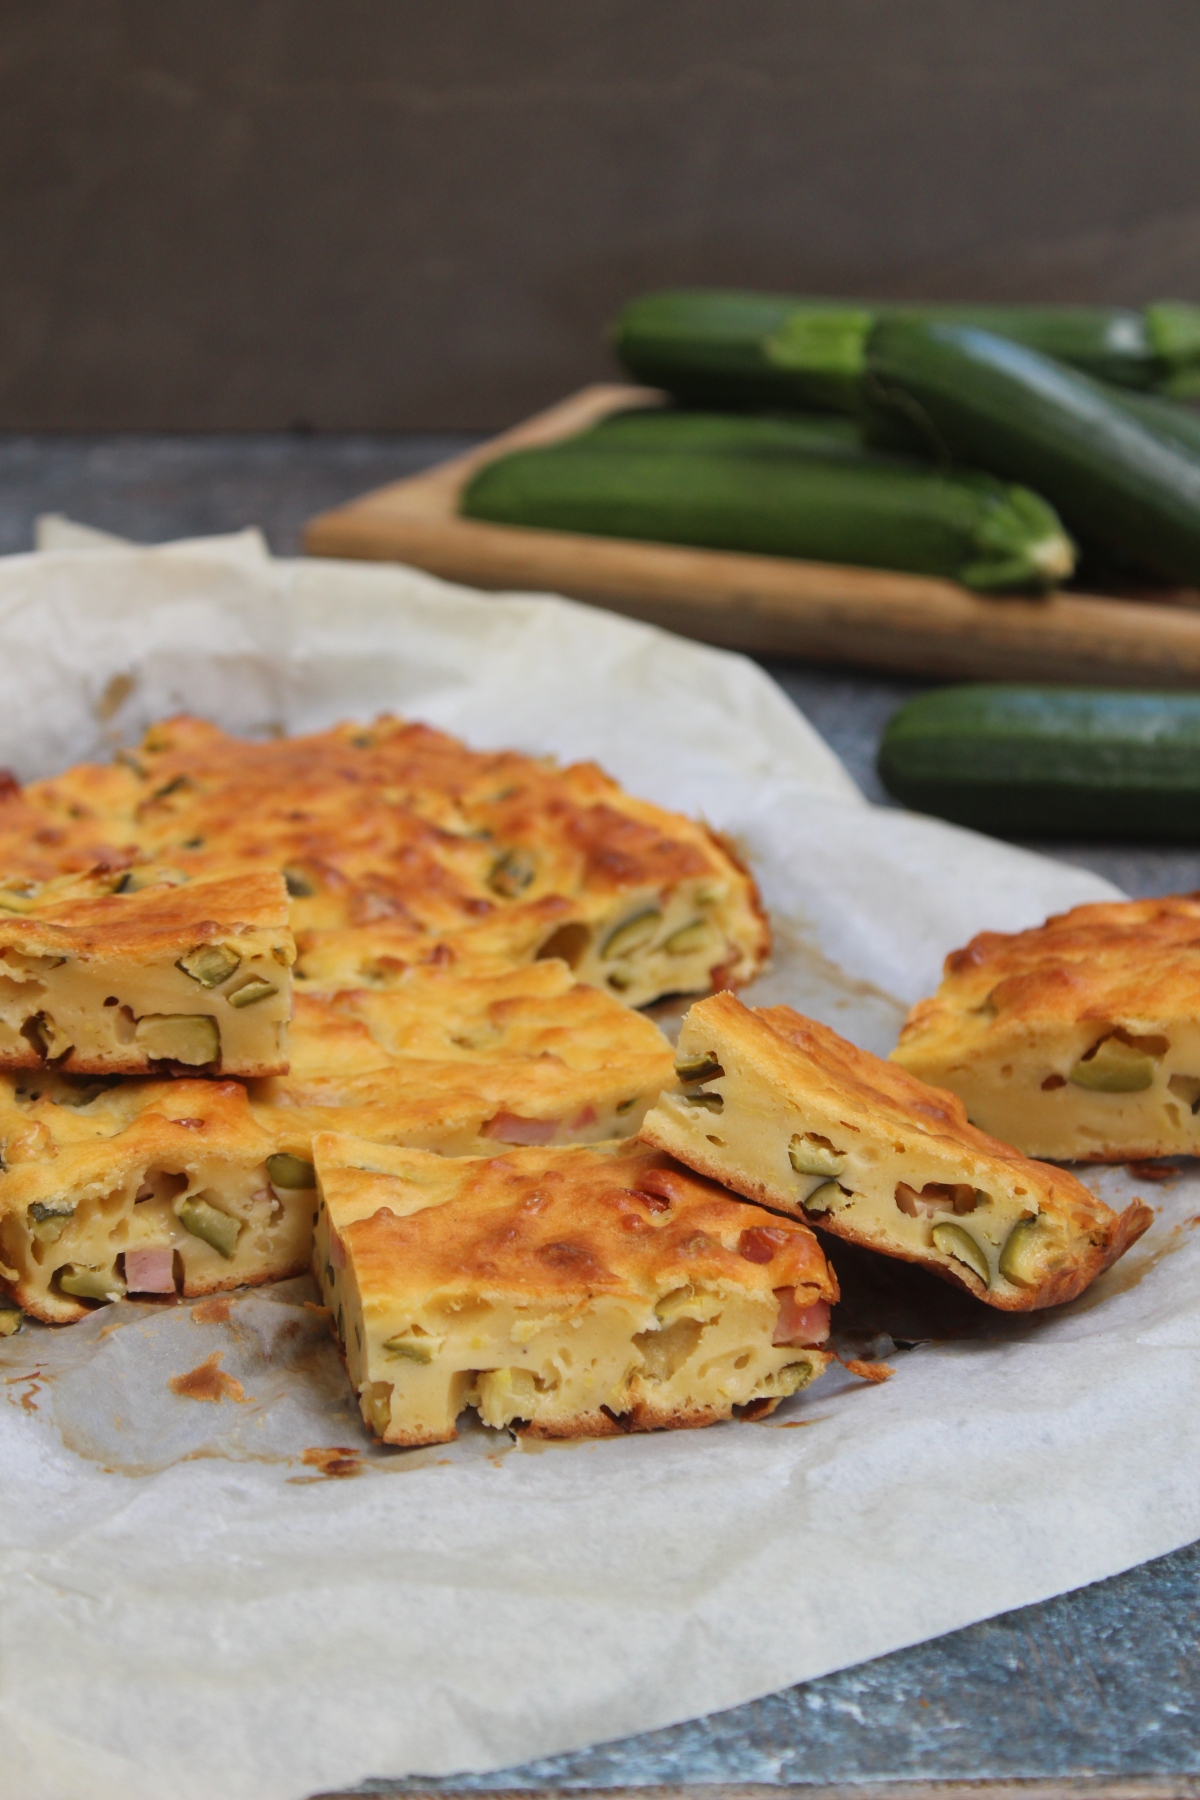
left=313, top=1133, right=836, bottom=1446
left=0, top=1075, right=319, bottom=1323
left=639, top=992, right=1151, bottom=1311
left=0, top=867, right=293, bottom=1076
left=263, top=959, right=674, bottom=1147
left=892, top=894, right=1200, bottom=1161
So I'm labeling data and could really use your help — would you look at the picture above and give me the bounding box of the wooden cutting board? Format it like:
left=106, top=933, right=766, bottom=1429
left=303, top=384, right=1200, bottom=686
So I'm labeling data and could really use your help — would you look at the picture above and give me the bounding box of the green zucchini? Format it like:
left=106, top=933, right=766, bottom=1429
left=1104, top=387, right=1200, bottom=459
left=861, top=320, right=1200, bottom=587
left=612, top=291, right=815, bottom=411
left=461, top=442, right=1075, bottom=592
left=582, top=406, right=874, bottom=461
left=612, top=291, right=1200, bottom=412
left=878, top=685, right=1200, bottom=841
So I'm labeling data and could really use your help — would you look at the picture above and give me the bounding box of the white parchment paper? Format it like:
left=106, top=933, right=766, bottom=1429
left=0, top=537, right=1194, bottom=1800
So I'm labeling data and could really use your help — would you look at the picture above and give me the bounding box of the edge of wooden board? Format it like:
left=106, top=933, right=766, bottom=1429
left=303, top=385, right=1200, bottom=687
left=321, top=1781, right=1200, bottom=1800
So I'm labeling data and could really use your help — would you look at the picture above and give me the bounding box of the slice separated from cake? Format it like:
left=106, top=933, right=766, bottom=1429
left=891, top=894, right=1200, bottom=1161
left=0, top=867, right=293, bottom=1077
left=312, top=1133, right=836, bottom=1446
left=639, top=992, right=1151, bottom=1311
left=0, top=1073, right=320, bottom=1323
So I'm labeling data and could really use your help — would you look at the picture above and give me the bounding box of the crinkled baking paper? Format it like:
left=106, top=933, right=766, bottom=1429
left=0, top=534, right=1194, bottom=1800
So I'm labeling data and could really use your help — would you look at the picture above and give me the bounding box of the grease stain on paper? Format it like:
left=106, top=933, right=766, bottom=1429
left=0, top=1277, right=513, bottom=1482
left=190, top=1296, right=232, bottom=1324
left=169, top=1352, right=247, bottom=1405
left=298, top=1445, right=363, bottom=1479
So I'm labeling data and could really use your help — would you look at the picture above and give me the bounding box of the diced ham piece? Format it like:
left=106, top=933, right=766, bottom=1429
left=570, top=1105, right=598, bottom=1131
left=484, top=1112, right=559, bottom=1146
left=773, top=1290, right=830, bottom=1347
left=124, top=1246, right=176, bottom=1295
left=738, top=1225, right=790, bottom=1264
left=895, top=1181, right=978, bottom=1218
left=328, top=1228, right=346, bottom=1270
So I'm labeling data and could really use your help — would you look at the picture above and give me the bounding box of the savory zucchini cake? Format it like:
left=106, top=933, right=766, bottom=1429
left=640, top=992, right=1151, bottom=1311
left=0, top=714, right=768, bottom=1009
left=891, top=894, right=1200, bottom=1161
left=0, top=960, right=675, bottom=1322
left=0, top=867, right=293, bottom=1077
left=312, top=1133, right=836, bottom=1445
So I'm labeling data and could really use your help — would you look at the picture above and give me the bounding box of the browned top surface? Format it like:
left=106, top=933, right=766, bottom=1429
left=317, top=1134, right=836, bottom=1307
left=285, top=961, right=671, bottom=1081
left=0, top=714, right=765, bottom=975
left=689, top=992, right=1114, bottom=1233
left=0, top=867, right=290, bottom=961
left=906, top=894, right=1200, bottom=1033
left=260, top=962, right=673, bottom=1127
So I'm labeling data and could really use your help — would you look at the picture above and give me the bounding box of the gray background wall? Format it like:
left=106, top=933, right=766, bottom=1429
left=5, top=0, right=1200, bottom=431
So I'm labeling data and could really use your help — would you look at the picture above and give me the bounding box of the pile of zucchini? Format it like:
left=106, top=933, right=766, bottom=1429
left=462, top=289, right=1200, bottom=595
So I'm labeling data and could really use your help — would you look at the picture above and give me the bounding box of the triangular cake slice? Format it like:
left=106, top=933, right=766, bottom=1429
left=312, top=1133, right=837, bottom=1446
left=639, top=992, right=1151, bottom=1311
left=892, top=894, right=1200, bottom=1161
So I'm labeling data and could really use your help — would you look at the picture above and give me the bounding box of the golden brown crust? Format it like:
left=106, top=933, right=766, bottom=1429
left=640, top=992, right=1151, bottom=1311
left=927, top=894, right=1200, bottom=1027
left=0, top=716, right=766, bottom=1000
left=0, top=962, right=677, bottom=1321
left=891, top=894, right=1200, bottom=1163
left=0, top=867, right=290, bottom=960
left=315, top=1133, right=835, bottom=1443
left=332, top=1139, right=835, bottom=1308
left=250, top=959, right=675, bottom=1151
left=896, top=894, right=1200, bottom=1074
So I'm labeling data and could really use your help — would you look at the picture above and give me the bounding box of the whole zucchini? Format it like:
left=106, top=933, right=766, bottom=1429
left=461, top=442, right=1075, bottom=592
left=613, top=290, right=1200, bottom=412
left=879, top=685, right=1200, bottom=841
left=861, top=320, right=1200, bottom=587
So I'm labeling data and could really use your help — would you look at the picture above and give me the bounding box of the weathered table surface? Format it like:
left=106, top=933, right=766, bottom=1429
left=3, top=433, right=1197, bottom=1798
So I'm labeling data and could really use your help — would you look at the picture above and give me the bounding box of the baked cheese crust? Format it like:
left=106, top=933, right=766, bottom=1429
left=0, top=714, right=768, bottom=1009
left=639, top=992, right=1151, bottom=1311
left=312, top=1133, right=836, bottom=1446
left=0, top=959, right=674, bottom=1322
left=0, top=867, right=293, bottom=1078
left=892, top=895, right=1200, bottom=1161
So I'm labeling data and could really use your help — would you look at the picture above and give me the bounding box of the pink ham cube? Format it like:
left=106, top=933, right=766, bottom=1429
left=124, top=1246, right=176, bottom=1294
